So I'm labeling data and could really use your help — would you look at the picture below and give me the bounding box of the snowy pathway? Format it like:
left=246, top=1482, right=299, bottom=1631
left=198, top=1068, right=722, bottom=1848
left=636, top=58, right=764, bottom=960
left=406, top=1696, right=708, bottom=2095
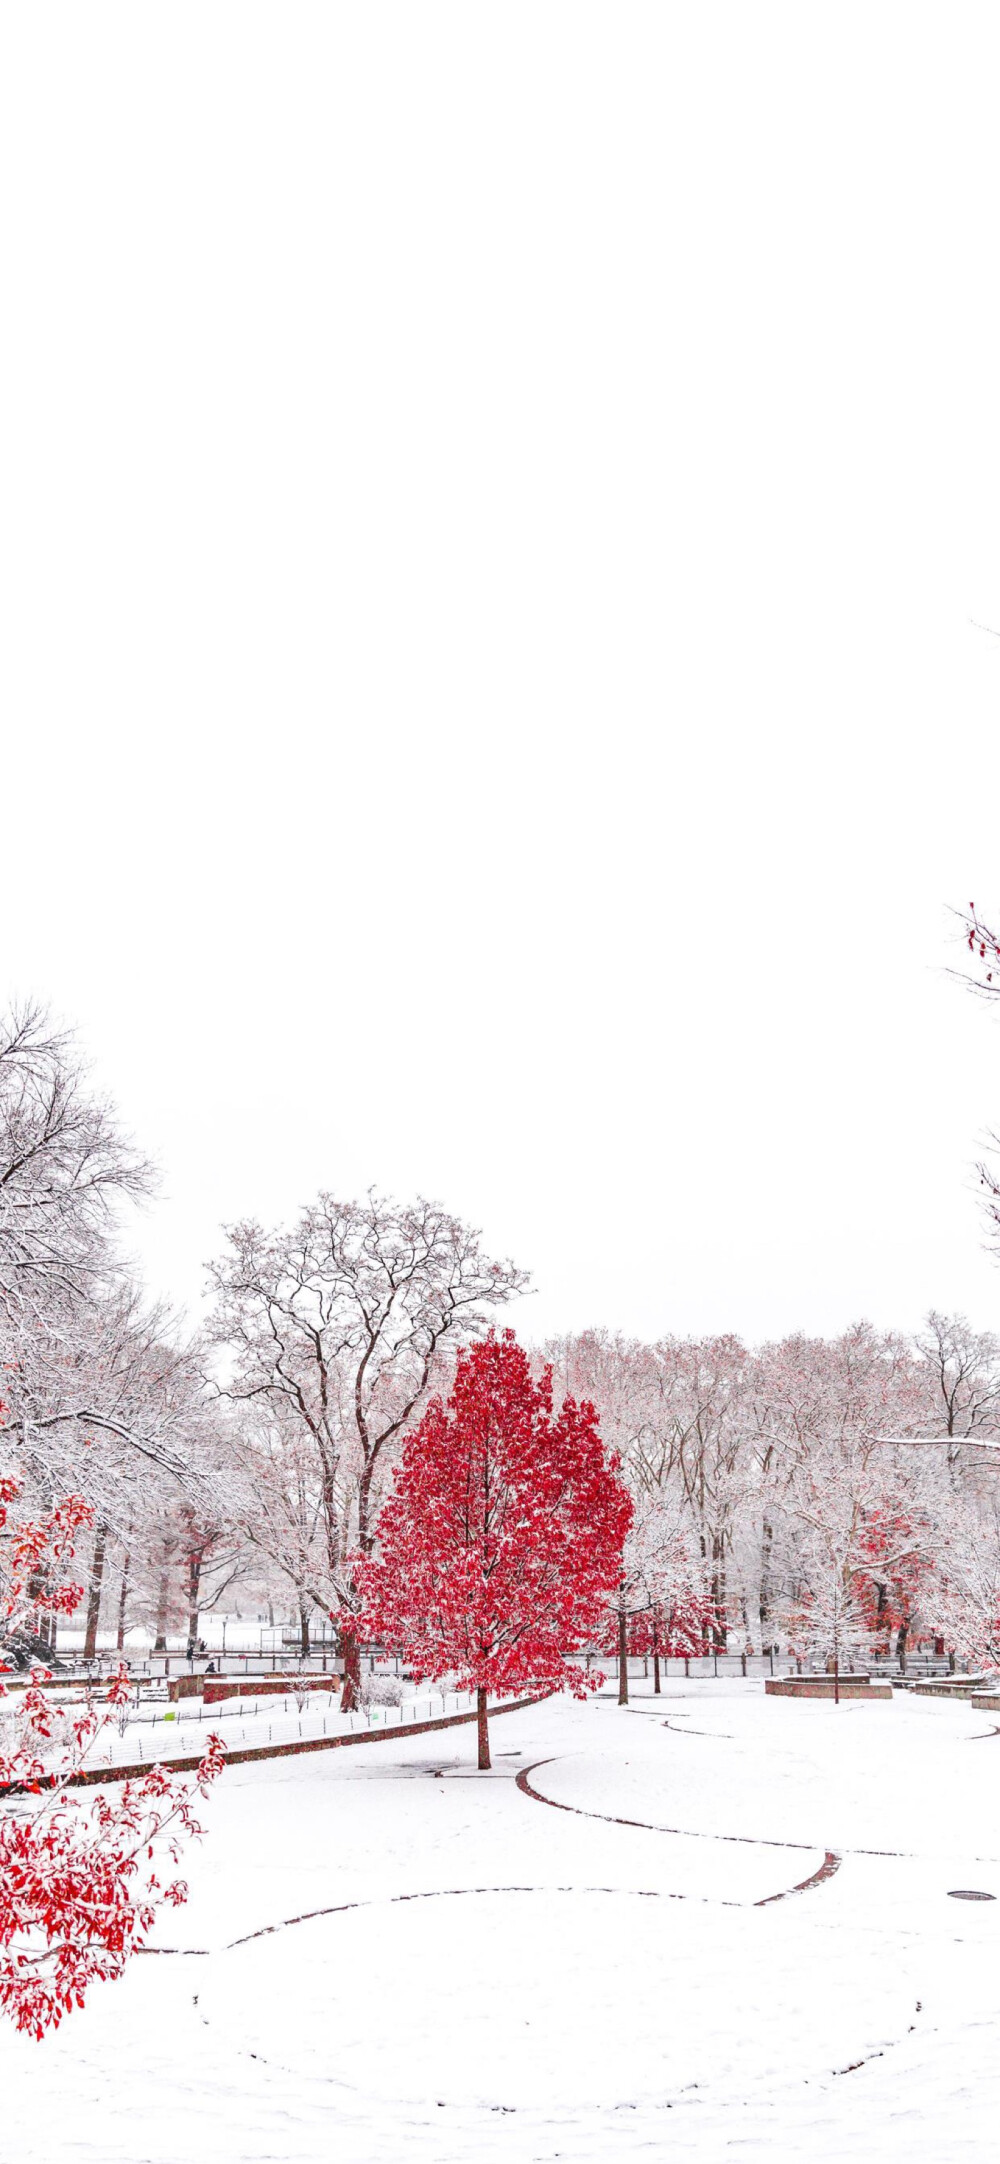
left=3, top=1681, right=1000, bottom=2161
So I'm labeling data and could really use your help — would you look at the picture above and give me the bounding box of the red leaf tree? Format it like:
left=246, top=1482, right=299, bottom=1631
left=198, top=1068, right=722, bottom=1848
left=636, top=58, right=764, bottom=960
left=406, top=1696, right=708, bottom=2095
left=852, top=1504, right=935, bottom=1661
left=0, top=1457, right=225, bottom=2037
left=360, top=1331, right=632, bottom=1768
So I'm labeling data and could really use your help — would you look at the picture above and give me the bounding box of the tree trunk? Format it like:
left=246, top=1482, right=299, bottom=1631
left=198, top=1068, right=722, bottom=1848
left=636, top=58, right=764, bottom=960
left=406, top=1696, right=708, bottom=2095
left=153, top=1567, right=170, bottom=1653
left=896, top=1618, right=908, bottom=1675
left=711, top=1533, right=727, bottom=1652
left=618, top=1608, right=629, bottom=1706
left=187, top=1550, right=202, bottom=1647
left=759, top=1519, right=773, bottom=1642
left=27, top=1578, right=50, bottom=1649
left=358, top=1457, right=378, bottom=1556
left=873, top=1581, right=890, bottom=1659
left=116, top=1554, right=130, bottom=1652
left=299, top=1601, right=311, bottom=1657
left=339, top=1629, right=361, bottom=1711
left=477, top=1685, right=491, bottom=1770
left=652, top=1612, right=661, bottom=1695
left=84, top=1523, right=108, bottom=1661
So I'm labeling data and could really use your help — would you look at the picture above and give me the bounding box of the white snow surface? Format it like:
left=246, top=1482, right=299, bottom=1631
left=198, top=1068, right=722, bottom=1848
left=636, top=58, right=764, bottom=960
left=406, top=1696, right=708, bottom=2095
left=72, top=1685, right=482, bottom=1769
left=3, top=1680, right=1000, bottom=2161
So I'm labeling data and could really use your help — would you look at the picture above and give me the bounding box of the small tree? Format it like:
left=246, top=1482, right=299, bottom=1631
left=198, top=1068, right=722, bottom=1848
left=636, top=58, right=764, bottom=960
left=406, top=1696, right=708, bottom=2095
left=607, top=1497, right=715, bottom=1703
left=781, top=1572, right=874, bottom=1698
left=776, top=1447, right=932, bottom=1697
left=361, top=1332, right=632, bottom=1767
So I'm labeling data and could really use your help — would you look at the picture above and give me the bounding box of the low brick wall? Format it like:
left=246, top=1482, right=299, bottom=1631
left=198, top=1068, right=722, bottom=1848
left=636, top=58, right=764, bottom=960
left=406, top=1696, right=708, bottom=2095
left=168, top=1675, right=337, bottom=1705
left=913, top=1677, right=990, bottom=1700
left=765, top=1676, right=893, bottom=1700
left=205, top=1676, right=337, bottom=1706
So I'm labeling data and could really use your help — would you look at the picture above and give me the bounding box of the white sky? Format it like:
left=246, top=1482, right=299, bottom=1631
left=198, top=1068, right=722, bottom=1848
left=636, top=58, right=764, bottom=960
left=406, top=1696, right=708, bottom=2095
left=4, top=5, right=1000, bottom=1348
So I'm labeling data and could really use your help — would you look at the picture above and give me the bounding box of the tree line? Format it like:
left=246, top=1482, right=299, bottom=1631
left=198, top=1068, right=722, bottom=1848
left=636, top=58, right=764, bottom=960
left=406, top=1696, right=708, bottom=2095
left=5, top=1000, right=1000, bottom=1692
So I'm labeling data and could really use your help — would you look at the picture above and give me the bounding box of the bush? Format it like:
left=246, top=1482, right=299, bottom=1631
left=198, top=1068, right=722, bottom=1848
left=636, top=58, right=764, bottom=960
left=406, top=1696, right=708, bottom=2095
left=361, top=1673, right=405, bottom=1708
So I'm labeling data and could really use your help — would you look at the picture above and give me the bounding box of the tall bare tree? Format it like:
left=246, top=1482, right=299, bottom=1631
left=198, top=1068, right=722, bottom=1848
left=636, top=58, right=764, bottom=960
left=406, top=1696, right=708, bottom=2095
left=0, top=1002, right=151, bottom=1322
left=208, top=1192, right=528, bottom=1703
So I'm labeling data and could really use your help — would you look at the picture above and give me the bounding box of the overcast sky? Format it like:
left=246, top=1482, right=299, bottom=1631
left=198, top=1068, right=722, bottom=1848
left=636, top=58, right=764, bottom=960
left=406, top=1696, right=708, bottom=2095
left=4, top=5, right=1000, bottom=1348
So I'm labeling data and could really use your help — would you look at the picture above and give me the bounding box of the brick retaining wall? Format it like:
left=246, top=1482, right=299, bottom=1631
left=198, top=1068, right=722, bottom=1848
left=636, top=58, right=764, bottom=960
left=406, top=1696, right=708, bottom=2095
left=168, top=1675, right=336, bottom=1704
left=765, top=1676, right=893, bottom=1700
left=913, top=1677, right=990, bottom=1700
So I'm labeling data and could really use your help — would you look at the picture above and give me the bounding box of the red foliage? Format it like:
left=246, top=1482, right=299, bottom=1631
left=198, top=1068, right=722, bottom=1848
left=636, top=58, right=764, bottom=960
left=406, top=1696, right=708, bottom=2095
left=360, top=1332, right=632, bottom=1714
left=603, top=1590, right=718, bottom=1660
left=0, top=1711, right=225, bottom=2038
left=0, top=1474, right=91, bottom=1627
left=852, top=1505, right=933, bottom=1643
left=0, top=1452, right=225, bottom=2038
left=963, top=901, right=1000, bottom=989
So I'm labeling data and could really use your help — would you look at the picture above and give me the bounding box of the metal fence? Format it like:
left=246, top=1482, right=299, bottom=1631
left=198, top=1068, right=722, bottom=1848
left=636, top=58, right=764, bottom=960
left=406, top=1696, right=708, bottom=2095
left=18, top=1645, right=959, bottom=1689
left=597, top=1651, right=957, bottom=1680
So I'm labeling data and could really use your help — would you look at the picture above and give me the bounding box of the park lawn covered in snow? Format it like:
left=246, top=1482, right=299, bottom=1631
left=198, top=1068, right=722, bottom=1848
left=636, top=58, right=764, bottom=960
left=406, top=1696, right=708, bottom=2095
left=68, top=1682, right=487, bottom=1770
left=2, top=1680, right=1000, bottom=2162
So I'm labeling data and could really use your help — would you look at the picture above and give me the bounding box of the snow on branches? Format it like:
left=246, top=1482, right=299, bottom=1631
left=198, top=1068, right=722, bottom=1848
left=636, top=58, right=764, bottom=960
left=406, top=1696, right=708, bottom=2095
left=952, top=904, right=1000, bottom=1248
left=604, top=1496, right=716, bottom=1703
left=360, top=1331, right=632, bottom=1767
left=959, top=902, right=1000, bottom=995
left=0, top=1462, right=224, bottom=2039
left=208, top=1190, right=529, bottom=1707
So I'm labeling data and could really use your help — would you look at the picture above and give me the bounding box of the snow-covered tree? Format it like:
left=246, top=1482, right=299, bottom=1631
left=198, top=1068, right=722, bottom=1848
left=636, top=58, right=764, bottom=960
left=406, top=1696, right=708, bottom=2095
left=0, top=1002, right=151, bottom=1327
left=605, top=1494, right=714, bottom=1703
left=208, top=1194, right=528, bottom=1704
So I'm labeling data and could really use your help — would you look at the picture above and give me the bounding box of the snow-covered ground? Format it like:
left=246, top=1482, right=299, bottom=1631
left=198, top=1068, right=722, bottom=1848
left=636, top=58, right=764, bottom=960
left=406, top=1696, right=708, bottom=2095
left=68, top=1684, right=484, bottom=1769
left=3, top=1679, right=1000, bottom=2162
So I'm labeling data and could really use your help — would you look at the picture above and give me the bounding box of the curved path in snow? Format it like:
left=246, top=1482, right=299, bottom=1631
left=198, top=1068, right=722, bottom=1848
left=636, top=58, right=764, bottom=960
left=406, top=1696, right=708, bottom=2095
left=516, top=1755, right=842, bottom=1903
left=9, top=1686, right=1000, bottom=2164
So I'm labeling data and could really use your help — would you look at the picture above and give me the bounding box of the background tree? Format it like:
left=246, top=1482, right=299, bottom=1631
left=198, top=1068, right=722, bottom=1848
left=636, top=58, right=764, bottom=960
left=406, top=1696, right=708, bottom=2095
left=775, top=1438, right=936, bottom=1694
left=209, top=1193, right=528, bottom=1705
left=0, top=1452, right=224, bottom=2037
left=606, top=1493, right=713, bottom=1704
left=952, top=903, right=1000, bottom=1247
left=0, top=1002, right=151, bottom=1327
left=361, top=1331, right=632, bottom=1767
left=914, top=1311, right=1000, bottom=1447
